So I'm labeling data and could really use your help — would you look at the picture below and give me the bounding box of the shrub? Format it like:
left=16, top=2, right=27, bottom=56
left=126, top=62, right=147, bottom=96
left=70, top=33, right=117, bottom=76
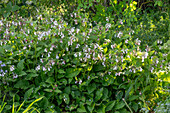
left=0, top=1, right=169, bottom=113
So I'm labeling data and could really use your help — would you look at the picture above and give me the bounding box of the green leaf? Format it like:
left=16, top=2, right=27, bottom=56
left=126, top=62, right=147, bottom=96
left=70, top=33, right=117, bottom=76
left=77, top=105, right=86, bottom=112
left=0, top=47, right=4, bottom=54
left=24, top=88, right=33, bottom=100
left=19, top=71, right=27, bottom=76
left=17, top=59, right=25, bottom=71
left=44, top=89, right=52, bottom=92
left=123, top=34, right=130, bottom=39
left=86, top=98, right=93, bottom=105
left=27, top=69, right=36, bottom=73
left=64, top=86, right=71, bottom=94
left=129, top=95, right=138, bottom=101
left=6, top=2, right=12, bottom=11
left=3, top=12, right=11, bottom=18
left=54, top=89, right=62, bottom=93
left=59, top=79, right=67, bottom=85
left=58, top=69, right=65, bottom=74
left=115, top=101, right=125, bottom=110
left=157, top=1, right=163, bottom=6
left=96, top=104, right=106, bottom=113
left=93, top=64, right=105, bottom=72
left=45, top=77, right=55, bottom=84
left=63, top=93, right=70, bottom=104
left=35, top=47, right=42, bottom=51
left=87, top=83, right=96, bottom=94
left=132, top=103, right=138, bottom=112
left=25, top=73, right=38, bottom=80
left=14, top=80, right=29, bottom=89
left=40, top=97, right=49, bottom=109
left=119, top=108, right=130, bottom=113
left=101, top=88, right=108, bottom=100
left=12, top=5, right=20, bottom=12
left=69, top=104, right=78, bottom=111
left=106, top=101, right=116, bottom=111
left=125, top=83, right=133, bottom=99
left=66, top=68, right=81, bottom=78
left=57, top=74, right=64, bottom=79
left=80, top=96, right=86, bottom=102
left=95, top=88, right=103, bottom=102
left=87, top=103, right=95, bottom=112
left=68, top=78, right=73, bottom=84
left=167, top=53, right=170, bottom=61
left=3, top=45, right=12, bottom=50
left=115, top=111, right=120, bottom=113
left=116, top=91, right=123, bottom=100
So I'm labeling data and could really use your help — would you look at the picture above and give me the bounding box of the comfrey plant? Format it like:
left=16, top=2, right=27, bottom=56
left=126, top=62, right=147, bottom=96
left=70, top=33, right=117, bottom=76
left=0, top=6, right=169, bottom=113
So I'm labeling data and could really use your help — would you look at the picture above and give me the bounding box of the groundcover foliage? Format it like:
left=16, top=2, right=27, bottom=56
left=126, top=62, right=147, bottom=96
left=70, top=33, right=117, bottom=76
left=0, top=0, right=169, bottom=113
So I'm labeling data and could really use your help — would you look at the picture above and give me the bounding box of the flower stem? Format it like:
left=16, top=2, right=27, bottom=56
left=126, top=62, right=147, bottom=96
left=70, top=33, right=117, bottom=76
left=122, top=98, right=133, bottom=113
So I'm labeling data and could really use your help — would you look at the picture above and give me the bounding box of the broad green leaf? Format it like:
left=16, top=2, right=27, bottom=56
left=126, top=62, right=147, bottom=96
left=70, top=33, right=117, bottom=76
left=0, top=47, right=4, bottom=54
left=14, top=80, right=29, bottom=89
left=80, top=96, right=86, bottom=102
left=125, top=83, right=133, bottom=99
left=26, top=69, right=36, bottom=73
left=96, top=104, right=106, bottom=113
left=6, top=2, right=12, bottom=11
left=35, top=47, right=42, bottom=51
left=44, top=89, right=52, bottom=92
left=64, top=86, right=71, bottom=94
left=95, top=88, right=103, bottom=102
left=25, top=73, right=38, bottom=80
left=93, top=64, right=105, bottom=72
left=63, top=93, right=70, bottom=104
left=77, top=105, right=86, bottom=112
left=167, top=53, right=170, bottom=61
left=115, top=101, right=125, bottom=110
left=115, top=112, right=120, bottom=113
left=87, top=103, right=95, bottom=112
left=87, top=83, right=96, bottom=94
left=45, top=77, right=55, bottom=84
left=69, top=104, right=78, bottom=111
left=119, top=108, right=130, bottom=113
left=54, top=89, right=62, bottom=93
left=68, top=78, right=73, bottom=84
left=123, top=34, right=130, bottom=39
left=129, top=95, right=138, bottom=101
left=106, top=101, right=116, bottom=111
left=58, top=69, right=65, bottom=74
left=86, top=98, right=93, bottom=105
left=66, top=68, right=81, bottom=78
left=102, top=88, right=108, bottom=100
left=17, top=59, right=25, bottom=71
left=3, top=12, right=11, bottom=18
left=116, top=91, right=123, bottom=100
left=24, top=88, right=33, bottom=100
left=132, top=103, right=138, bottom=112
left=59, top=79, right=67, bottom=85
left=57, top=74, right=64, bottom=78
left=3, top=45, right=12, bottom=50
left=19, top=71, right=27, bottom=76
left=12, top=5, right=20, bottom=12
left=40, top=97, right=49, bottom=109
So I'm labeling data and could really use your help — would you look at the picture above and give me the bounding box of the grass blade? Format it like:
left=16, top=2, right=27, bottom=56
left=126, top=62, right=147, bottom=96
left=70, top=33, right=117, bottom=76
left=16, top=100, right=25, bottom=113
left=0, top=102, right=7, bottom=113
left=23, top=97, right=43, bottom=113
left=12, top=96, right=15, bottom=113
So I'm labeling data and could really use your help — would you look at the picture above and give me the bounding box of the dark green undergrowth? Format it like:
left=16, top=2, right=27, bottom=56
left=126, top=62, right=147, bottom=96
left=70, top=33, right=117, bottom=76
left=0, top=0, right=169, bottom=113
